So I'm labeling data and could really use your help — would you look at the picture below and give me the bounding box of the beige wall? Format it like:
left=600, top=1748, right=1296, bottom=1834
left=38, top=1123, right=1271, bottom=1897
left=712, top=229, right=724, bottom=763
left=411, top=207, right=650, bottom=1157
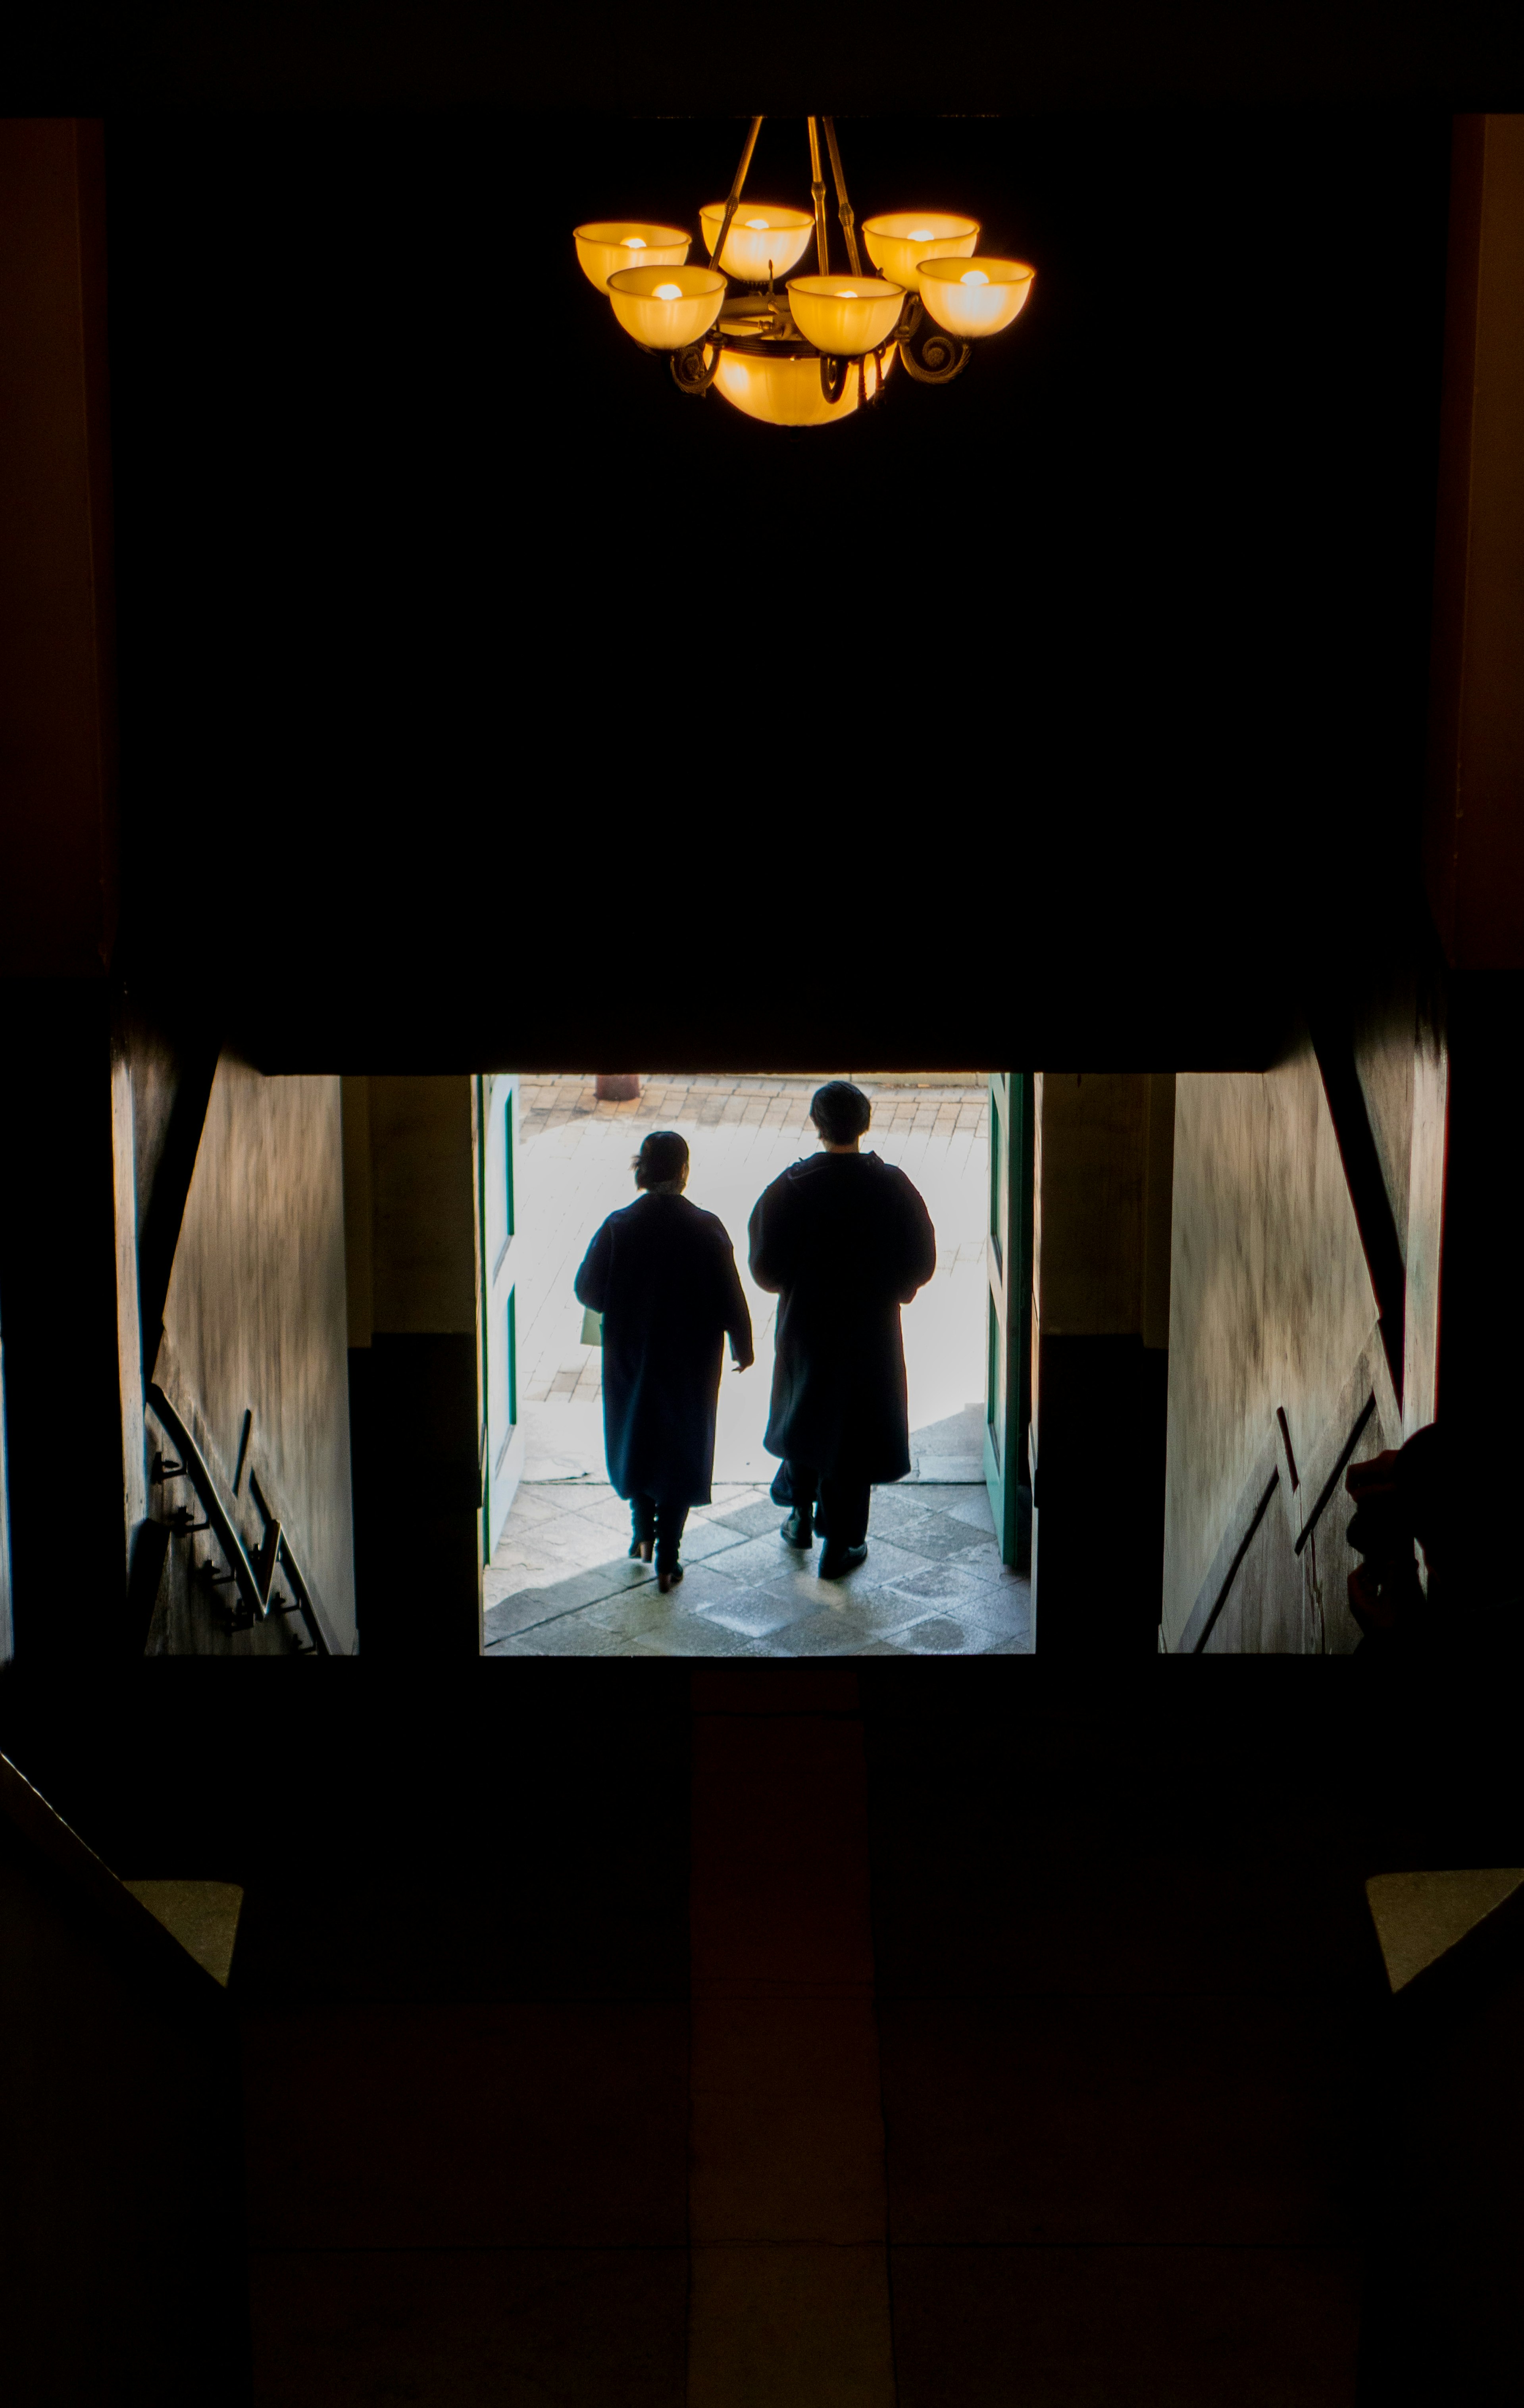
left=158, top=1061, right=356, bottom=1652
left=1161, top=1047, right=1378, bottom=1649
left=365, top=1077, right=478, bottom=1338
left=1032, top=1072, right=1174, bottom=1340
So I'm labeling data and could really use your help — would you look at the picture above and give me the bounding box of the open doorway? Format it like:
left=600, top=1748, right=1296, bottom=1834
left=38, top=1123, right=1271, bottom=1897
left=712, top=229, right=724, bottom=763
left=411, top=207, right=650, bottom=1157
left=480, top=1074, right=1032, bottom=1657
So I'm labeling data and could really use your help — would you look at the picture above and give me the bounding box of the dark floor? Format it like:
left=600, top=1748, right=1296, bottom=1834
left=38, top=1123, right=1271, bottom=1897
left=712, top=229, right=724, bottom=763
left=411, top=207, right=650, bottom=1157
left=232, top=1676, right=1380, bottom=2402
left=7, top=1663, right=1522, bottom=2404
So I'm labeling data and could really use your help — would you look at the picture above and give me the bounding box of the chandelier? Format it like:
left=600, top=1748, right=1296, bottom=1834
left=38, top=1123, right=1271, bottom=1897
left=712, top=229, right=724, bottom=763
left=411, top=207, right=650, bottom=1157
left=573, top=115, right=1035, bottom=429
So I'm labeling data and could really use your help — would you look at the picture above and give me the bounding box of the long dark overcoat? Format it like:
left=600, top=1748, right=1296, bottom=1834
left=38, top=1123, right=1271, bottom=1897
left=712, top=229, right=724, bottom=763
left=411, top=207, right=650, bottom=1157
left=574, top=1194, right=752, bottom=1506
left=748, top=1153, right=936, bottom=1482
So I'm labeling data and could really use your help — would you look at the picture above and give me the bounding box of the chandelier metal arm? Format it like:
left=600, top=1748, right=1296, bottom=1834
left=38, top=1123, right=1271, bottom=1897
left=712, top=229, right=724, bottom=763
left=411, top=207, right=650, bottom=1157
left=806, top=117, right=831, bottom=275
left=671, top=335, right=725, bottom=395
left=818, top=352, right=852, bottom=404
left=707, top=115, right=764, bottom=275
left=897, top=326, right=974, bottom=385
left=821, top=117, right=862, bottom=277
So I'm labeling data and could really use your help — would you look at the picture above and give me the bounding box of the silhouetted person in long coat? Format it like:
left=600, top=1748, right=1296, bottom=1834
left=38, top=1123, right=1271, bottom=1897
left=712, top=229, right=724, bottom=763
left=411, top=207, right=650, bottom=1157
left=749, top=1081, right=936, bottom=1578
left=575, top=1130, right=753, bottom=1591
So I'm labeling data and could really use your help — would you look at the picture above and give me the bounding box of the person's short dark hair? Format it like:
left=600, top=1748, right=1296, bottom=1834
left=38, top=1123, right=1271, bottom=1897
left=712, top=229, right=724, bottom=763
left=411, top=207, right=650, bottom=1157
left=634, top=1130, right=689, bottom=1189
left=810, top=1081, right=872, bottom=1145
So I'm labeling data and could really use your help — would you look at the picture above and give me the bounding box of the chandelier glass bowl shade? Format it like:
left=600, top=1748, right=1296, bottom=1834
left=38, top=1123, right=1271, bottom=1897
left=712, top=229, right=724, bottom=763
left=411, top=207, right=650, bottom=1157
left=787, top=275, right=906, bottom=356
left=606, top=263, right=727, bottom=350
left=576, top=115, right=1034, bottom=427
left=698, top=202, right=815, bottom=282
left=573, top=221, right=692, bottom=291
left=860, top=212, right=979, bottom=290
left=713, top=342, right=893, bottom=426
left=918, top=256, right=1036, bottom=339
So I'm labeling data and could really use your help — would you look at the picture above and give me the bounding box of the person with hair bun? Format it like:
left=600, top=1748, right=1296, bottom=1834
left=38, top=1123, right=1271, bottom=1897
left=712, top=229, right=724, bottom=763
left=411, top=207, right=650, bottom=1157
left=574, top=1130, right=754, bottom=1592
left=748, top=1081, right=936, bottom=1579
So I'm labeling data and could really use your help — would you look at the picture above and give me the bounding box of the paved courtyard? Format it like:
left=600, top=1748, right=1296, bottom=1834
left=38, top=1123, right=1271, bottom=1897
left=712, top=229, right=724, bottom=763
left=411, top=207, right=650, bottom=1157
left=486, top=1074, right=1031, bottom=1657
left=483, top=1459, right=1031, bottom=1659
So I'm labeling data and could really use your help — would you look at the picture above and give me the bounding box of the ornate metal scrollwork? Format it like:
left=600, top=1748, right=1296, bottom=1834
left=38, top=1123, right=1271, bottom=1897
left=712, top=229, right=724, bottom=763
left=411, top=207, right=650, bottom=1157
left=818, top=352, right=851, bottom=405
left=671, top=337, right=725, bottom=396
left=897, top=324, right=973, bottom=385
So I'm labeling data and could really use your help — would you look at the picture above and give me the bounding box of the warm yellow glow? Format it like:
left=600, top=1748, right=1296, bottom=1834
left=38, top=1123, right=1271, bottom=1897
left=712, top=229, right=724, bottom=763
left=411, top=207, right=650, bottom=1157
left=787, top=275, right=906, bottom=357
left=712, top=343, right=894, bottom=427
left=607, top=263, right=727, bottom=350
left=918, top=255, right=1035, bottom=338
left=573, top=221, right=691, bottom=291
left=699, top=202, right=814, bottom=282
left=860, top=212, right=978, bottom=292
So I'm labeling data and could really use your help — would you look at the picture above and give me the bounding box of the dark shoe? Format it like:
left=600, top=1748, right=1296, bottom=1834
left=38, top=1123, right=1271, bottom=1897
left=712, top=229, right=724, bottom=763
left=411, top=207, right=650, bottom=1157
left=780, top=1509, right=814, bottom=1549
left=818, top=1542, right=868, bottom=1579
left=658, top=1564, right=684, bottom=1594
left=629, top=1537, right=654, bottom=1562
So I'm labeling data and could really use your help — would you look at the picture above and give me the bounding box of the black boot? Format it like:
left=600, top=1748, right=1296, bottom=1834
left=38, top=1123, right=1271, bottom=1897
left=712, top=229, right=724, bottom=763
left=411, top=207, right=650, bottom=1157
left=780, top=1507, right=814, bottom=1550
left=818, top=1541, right=868, bottom=1579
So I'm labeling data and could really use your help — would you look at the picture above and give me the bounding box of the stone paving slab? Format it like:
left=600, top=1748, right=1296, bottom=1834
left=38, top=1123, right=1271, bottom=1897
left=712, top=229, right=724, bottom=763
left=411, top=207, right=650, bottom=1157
left=483, top=1482, right=1031, bottom=1658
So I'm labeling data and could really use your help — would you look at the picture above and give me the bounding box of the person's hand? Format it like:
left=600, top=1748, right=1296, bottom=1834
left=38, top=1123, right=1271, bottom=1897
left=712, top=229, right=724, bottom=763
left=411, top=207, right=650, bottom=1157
left=731, top=1349, right=754, bottom=1373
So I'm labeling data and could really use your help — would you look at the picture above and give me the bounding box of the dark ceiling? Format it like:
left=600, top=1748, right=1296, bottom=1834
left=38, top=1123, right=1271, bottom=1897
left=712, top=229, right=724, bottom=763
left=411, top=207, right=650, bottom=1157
left=12, top=2, right=1524, bottom=113
left=99, top=98, right=1456, bottom=1068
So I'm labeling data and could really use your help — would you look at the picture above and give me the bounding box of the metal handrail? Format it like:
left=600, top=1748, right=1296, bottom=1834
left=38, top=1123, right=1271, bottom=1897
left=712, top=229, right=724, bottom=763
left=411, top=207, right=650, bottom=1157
left=144, top=1384, right=334, bottom=1655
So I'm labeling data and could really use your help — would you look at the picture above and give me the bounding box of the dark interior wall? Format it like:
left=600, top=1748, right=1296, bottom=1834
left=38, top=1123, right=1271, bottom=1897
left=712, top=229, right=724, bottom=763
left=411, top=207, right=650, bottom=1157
left=98, top=106, right=1453, bottom=1073
left=0, top=118, right=116, bottom=980
left=0, top=988, right=144, bottom=1661
left=1028, top=1073, right=1173, bottom=1652
left=0, top=1781, right=249, bottom=2408
left=344, top=1077, right=484, bottom=1657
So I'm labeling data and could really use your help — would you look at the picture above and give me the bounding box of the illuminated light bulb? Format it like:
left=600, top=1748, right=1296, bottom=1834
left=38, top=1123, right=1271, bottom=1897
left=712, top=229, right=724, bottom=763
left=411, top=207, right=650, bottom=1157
left=606, top=262, right=727, bottom=347
left=573, top=221, right=690, bottom=290
left=918, top=254, right=1035, bottom=338
left=700, top=202, right=814, bottom=280
left=787, top=273, right=906, bottom=355
left=860, top=211, right=979, bottom=291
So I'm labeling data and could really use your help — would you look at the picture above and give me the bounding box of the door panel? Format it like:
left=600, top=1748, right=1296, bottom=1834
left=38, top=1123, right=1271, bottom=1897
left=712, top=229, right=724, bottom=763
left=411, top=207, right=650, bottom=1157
left=477, top=1071, right=523, bottom=1558
left=983, top=1070, right=1034, bottom=1569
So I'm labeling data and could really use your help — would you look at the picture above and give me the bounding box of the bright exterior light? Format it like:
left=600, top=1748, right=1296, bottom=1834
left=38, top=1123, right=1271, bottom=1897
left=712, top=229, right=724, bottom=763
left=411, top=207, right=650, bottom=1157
left=918, top=255, right=1035, bottom=338
left=606, top=262, right=727, bottom=350
left=573, top=221, right=691, bottom=291
left=860, top=212, right=979, bottom=291
left=699, top=202, right=814, bottom=282
left=787, top=275, right=906, bottom=357
left=576, top=118, right=1033, bottom=424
